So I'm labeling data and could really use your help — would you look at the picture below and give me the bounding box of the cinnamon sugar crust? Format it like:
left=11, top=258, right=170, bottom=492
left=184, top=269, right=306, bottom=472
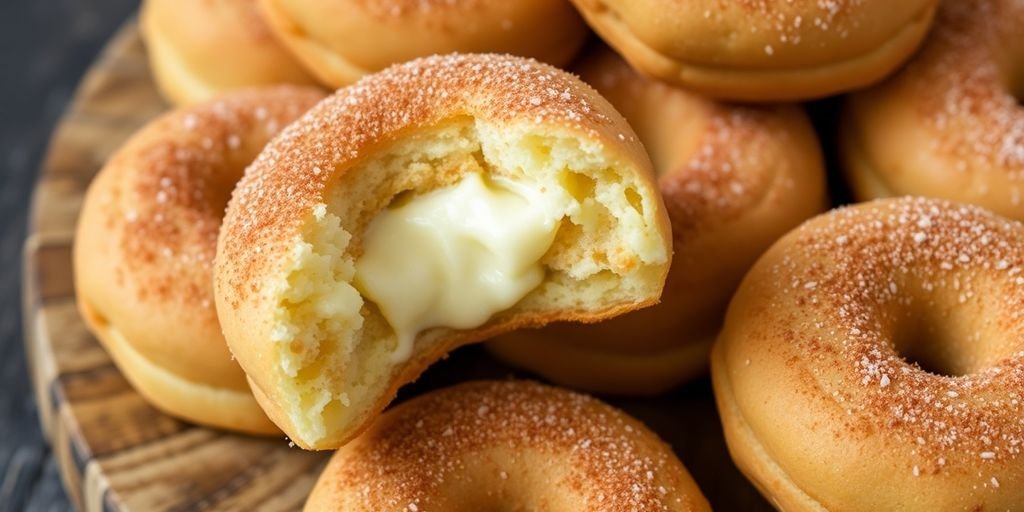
left=214, top=54, right=672, bottom=449
left=73, top=86, right=325, bottom=434
left=841, top=0, right=1024, bottom=219
left=714, top=197, right=1024, bottom=510
left=304, top=381, right=709, bottom=511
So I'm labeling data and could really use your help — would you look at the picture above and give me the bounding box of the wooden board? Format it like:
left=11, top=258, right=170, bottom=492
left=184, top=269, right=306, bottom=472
left=23, top=21, right=773, bottom=511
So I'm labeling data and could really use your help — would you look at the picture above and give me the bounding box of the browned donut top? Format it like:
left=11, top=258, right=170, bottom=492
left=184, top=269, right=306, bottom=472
left=579, top=50, right=808, bottom=239
left=234, top=0, right=278, bottom=41
left=110, top=86, right=323, bottom=306
left=351, top=0, right=483, bottom=19
left=911, top=0, right=1024, bottom=180
left=730, top=0, right=866, bottom=41
left=607, top=0, right=874, bottom=44
left=317, top=381, right=696, bottom=511
left=577, top=0, right=935, bottom=64
left=655, top=108, right=792, bottom=239
left=221, top=53, right=636, bottom=302
left=764, top=197, right=1024, bottom=471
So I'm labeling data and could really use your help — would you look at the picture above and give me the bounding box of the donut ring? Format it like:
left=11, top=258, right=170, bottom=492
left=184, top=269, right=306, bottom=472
left=140, top=0, right=321, bottom=105
left=258, top=0, right=589, bottom=87
left=74, top=86, right=326, bottom=434
left=569, top=0, right=938, bottom=101
left=304, top=381, right=709, bottom=511
left=214, top=54, right=672, bottom=449
left=713, top=197, right=1024, bottom=510
left=488, top=47, right=827, bottom=395
left=841, top=0, right=1024, bottom=220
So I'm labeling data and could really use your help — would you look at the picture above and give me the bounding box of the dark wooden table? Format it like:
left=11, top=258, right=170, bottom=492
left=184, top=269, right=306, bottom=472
left=2, top=2, right=137, bottom=510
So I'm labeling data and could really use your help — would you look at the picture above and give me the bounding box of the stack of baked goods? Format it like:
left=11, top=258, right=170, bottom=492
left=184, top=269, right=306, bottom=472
left=71, top=0, right=1024, bottom=509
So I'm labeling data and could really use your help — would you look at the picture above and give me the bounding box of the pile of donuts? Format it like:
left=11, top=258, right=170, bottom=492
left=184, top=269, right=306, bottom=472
left=72, top=0, right=1024, bottom=509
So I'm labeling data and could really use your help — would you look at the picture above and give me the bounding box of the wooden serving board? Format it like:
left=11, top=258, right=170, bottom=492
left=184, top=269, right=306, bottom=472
left=24, top=21, right=773, bottom=511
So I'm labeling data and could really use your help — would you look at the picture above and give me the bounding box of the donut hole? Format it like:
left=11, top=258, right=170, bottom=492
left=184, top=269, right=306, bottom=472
left=1013, top=74, right=1024, bottom=107
left=893, top=313, right=976, bottom=377
left=269, top=118, right=669, bottom=446
left=425, top=454, right=574, bottom=511
left=1005, top=68, right=1024, bottom=107
left=892, top=282, right=1016, bottom=377
left=1003, top=50, right=1024, bottom=106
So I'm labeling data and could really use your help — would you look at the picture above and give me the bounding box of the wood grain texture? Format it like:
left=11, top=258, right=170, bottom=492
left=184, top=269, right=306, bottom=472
left=24, top=22, right=773, bottom=512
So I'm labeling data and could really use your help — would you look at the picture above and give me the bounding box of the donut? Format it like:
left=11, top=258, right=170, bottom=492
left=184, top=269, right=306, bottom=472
left=257, top=0, right=589, bottom=87
left=569, top=0, right=938, bottom=101
left=214, top=54, right=673, bottom=449
left=304, top=381, right=710, bottom=511
left=712, top=197, right=1024, bottom=510
left=140, top=0, right=321, bottom=105
left=841, top=0, right=1024, bottom=220
left=74, top=86, right=326, bottom=434
left=488, top=47, right=827, bottom=395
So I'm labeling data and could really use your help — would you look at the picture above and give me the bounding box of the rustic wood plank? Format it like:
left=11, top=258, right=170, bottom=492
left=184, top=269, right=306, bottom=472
left=24, top=20, right=774, bottom=512
left=102, top=434, right=325, bottom=512
left=52, top=407, right=86, bottom=510
left=39, top=300, right=112, bottom=378
left=26, top=239, right=74, bottom=303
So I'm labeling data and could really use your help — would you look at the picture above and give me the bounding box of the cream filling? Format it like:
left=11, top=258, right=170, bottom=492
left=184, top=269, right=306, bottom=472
left=353, top=172, right=574, bottom=362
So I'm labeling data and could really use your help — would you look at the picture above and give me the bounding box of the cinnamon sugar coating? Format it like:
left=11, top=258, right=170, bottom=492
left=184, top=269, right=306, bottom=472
left=305, top=381, right=709, bottom=511
left=842, top=0, right=1024, bottom=219
left=73, top=86, right=324, bottom=433
left=214, top=53, right=670, bottom=450
left=714, top=197, right=1024, bottom=510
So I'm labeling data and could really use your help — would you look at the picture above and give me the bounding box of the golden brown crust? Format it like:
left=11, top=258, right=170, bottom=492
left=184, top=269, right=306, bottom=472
left=215, top=54, right=672, bottom=449
left=259, top=0, right=588, bottom=87
left=488, top=47, right=826, bottom=394
left=304, top=381, right=710, bottom=511
left=712, top=197, right=1024, bottom=510
left=74, top=86, right=325, bottom=434
left=570, top=0, right=938, bottom=101
left=842, top=0, right=1024, bottom=220
left=140, top=0, right=321, bottom=105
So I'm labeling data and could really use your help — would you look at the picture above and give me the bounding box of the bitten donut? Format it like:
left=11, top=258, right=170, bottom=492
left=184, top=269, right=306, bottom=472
left=141, top=0, right=320, bottom=105
left=488, top=47, right=826, bottom=395
left=304, top=381, right=709, bottom=511
left=713, top=197, right=1024, bottom=511
left=569, top=0, right=938, bottom=101
left=258, top=0, right=589, bottom=87
left=75, top=86, right=325, bottom=434
left=214, top=54, right=672, bottom=449
left=841, top=0, right=1024, bottom=220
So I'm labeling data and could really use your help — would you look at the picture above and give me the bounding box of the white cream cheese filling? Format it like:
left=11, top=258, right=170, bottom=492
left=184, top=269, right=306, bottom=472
left=353, top=172, right=574, bottom=362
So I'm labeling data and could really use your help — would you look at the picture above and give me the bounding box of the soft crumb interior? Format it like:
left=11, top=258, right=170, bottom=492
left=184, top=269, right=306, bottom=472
left=270, top=118, right=667, bottom=445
